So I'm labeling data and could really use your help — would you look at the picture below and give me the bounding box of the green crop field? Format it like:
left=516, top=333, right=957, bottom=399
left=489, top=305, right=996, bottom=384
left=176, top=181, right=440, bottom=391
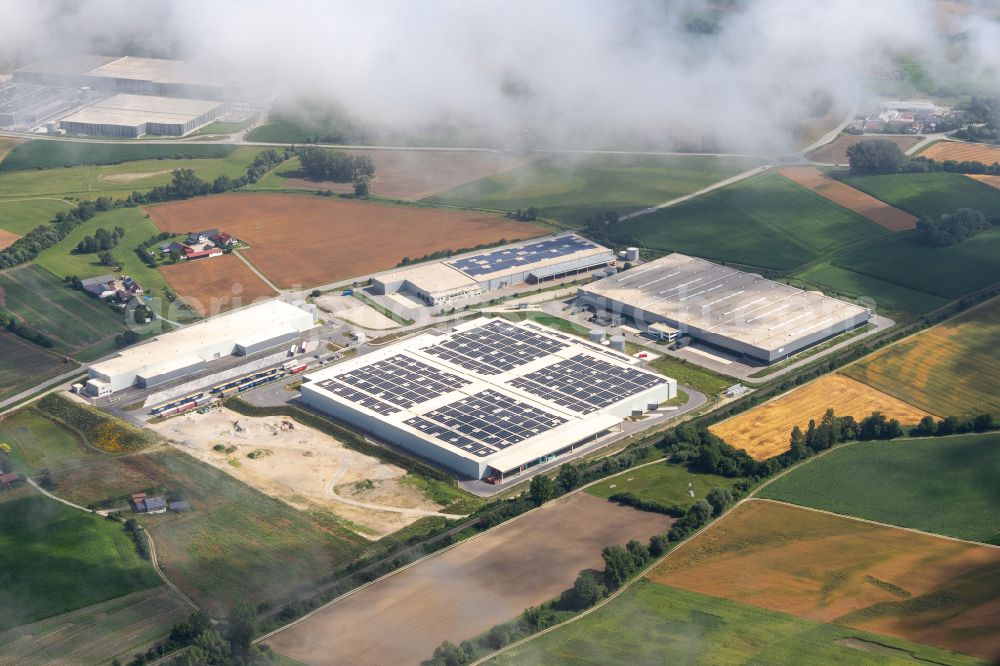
left=842, top=172, right=1000, bottom=220
left=0, top=140, right=235, bottom=171
left=0, top=264, right=127, bottom=357
left=647, top=355, right=735, bottom=396
left=0, top=147, right=259, bottom=200
left=0, top=406, right=94, bottom=474
left=613, top=171, right=889, bottom=271
left=487, top=581, right=982, bottom=666
left=0, top=198, right=74, bottom=236
left=0, top=490, right=163, bottom=632
left=0, top=333, right=71, bottom=403
left=586, top=461, right=743, bottom=508
left=795, top=262, right=949, bottom=316
left=423, top=154, right=761, bottom=227
left=760, top=434, right=1000, bottom=544
left=49, top=447, right=368, bottom=615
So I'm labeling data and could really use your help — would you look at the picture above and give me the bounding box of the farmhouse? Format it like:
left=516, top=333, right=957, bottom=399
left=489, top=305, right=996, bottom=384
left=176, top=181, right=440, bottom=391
left=372, top=234, right=614, bottom=306
left=80, top=274, right=144, bottom=302
left=85, top=300, right=316, bottom=396
left=577, top=253, right=870, bottom=364
left=300, top=318, right=676, bottom=480
left=59, top=93, right=227, bottom=138
left=159, top=230, right=238, bottom=262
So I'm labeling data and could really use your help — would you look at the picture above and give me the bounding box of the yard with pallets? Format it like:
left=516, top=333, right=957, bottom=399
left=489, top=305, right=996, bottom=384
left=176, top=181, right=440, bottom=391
left=146, top=193, right=546, bottom=289
left=613, top=171, right=889, bottom=271
left=651, top=500, right=1000, bottom=661
left=487, top=580, right=982, bottom=666
left=843, top=296, right=1000, bottom=416
left=0, top=332, right=71, bottom=403
left=0, top=264, right=127, bottom=357
left=265, top=493, right=674, bottom=666
left=760, top=433, right=1000, bottom=544
left=709, top=374, right=933, bottom=461
left=423, top=153, right=762, bottom=226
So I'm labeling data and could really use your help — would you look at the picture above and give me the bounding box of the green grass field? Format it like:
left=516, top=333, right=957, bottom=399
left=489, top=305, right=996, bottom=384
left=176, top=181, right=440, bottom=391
left=0, top=490, right=163, bottom=632
left=759, top=434, right=1000, bottom=544
left=49, top=447, right=368, bottom=615
left=613, top=171, right=888, bottom=271
left=0, top=141, right=236, bottom=171
left=0, top=147, right=259, bottom=200
left=0, top=198, right=74, bottom=236
left=586, top=461, right=743, bottom=508
left=0, top=406, right=93, bottom=474
left=795, top=262, right=949, bottom=316
left=488, top=581, right=983, bottom=666
left=0, top=264, right=127, bottom=357
left=423, top=154, right=761, bottom=226
left=842, top=172, right=1000, bottom=220
left=0, top=333, right=71, bottom=403
left=647, top=355, right=735, bottom=396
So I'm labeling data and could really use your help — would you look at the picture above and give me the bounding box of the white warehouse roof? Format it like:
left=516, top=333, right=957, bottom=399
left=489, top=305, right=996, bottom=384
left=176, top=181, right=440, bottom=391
left=60, top=93, right=223, bottom=129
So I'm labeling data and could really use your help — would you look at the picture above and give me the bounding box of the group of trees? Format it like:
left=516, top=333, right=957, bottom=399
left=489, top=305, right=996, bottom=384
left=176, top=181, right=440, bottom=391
left=298, top=146, right=375, bottom=184
left=507, top=207, right=540, bottom=222
left=75, top=226, right=125, bottom=255
left=121, top=517, right=150, bottom=560
left=914, top=208, right=995, bottom=247
left=4, top=315, right=54, bottom=348
left=582, top=210, right=642, bottom=249
left=910, top=412, right=996, bottom=437
left=846, top=139, right=1000, bottom=177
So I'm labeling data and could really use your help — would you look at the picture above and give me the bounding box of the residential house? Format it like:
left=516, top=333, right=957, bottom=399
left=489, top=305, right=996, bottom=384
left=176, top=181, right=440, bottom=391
left=80, top=274, right=117, bottom=299
left=187, top=229, right=219, bottom=245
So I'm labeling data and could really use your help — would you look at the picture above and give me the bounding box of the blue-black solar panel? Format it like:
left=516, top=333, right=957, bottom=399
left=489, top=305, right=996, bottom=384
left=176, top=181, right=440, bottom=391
left=447, top=236, right=598, bottom=277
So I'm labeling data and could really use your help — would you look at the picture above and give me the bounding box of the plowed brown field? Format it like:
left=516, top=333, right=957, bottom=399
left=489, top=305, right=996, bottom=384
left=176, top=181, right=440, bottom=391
left=0, top=229, right=19, bottom=250
left=279, top=150, right=539, bottom=201
left=158, top=254, right=276, bottom=316
left=709, top=374, right=933, bottom=460
left=651, top=500, right=1000, bottom=661
left=146, top=194, right=544, bottom=289
left=921, top=141, right=1000, bottom=164
left=265, top=493, right=673, bottom=666
left=779, top=166, right=918, bottom=230
left=807, top=135, right=920, bottom=165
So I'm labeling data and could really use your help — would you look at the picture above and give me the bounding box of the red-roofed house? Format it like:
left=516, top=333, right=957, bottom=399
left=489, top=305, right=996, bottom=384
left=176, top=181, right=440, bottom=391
left=211, top=232, right=239, bottom=246
left=183, top=247, right=224, bottom=260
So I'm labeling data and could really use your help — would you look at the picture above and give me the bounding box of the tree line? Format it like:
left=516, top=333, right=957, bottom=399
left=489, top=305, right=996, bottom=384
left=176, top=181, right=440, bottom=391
left=846, top=139, right=1000, bottom=176
left=298, top=147, right=375, bottom=183
left=914, top=208, right=996, bottom=248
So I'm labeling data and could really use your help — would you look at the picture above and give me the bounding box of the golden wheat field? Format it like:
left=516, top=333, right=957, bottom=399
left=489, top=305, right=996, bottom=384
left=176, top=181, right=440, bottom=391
left=710, top=374, right=933, bottom=460
left=920, top=141, right=1000, bottom=164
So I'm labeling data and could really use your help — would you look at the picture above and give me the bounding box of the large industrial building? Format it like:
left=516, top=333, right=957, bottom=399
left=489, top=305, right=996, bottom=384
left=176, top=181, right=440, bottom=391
left=0, top=83, right=78, bottom=127
left=372, top=234, right=614, bottom=306
left=300, top=318, right=676, bottom=480
left=59, top=94, right=226, bottom=137
left=14, top=55, right=233, bottom=100
left=577, top=253, right=870, bottom=363
left=85, top=301, right=315, bottom=396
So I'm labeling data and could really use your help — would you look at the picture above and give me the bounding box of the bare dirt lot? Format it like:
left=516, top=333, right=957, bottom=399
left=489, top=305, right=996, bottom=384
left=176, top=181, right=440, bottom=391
left=0, top=228, right=19, bottom=250
left=158, top=254, right=276, bottom=317
left=278, top=150, right=539, bottom=201
left=149, top=408, right=446, bottom=538
left=146, top=194, right=545, bottom=289
left=807, top=135, right=920, bottom=165
left=710, top=374, right=934, bottom=460
left=779, top=166, right=918, bottom=231
left=98, top=169, right=173, bottom=183
left=265, top=493, right=674, bottom=666
left=315, top=294, right=400, bottom=330
left=920, top=141, right=1000, bottom=164
left=651, top=500, right=1000, bottom=661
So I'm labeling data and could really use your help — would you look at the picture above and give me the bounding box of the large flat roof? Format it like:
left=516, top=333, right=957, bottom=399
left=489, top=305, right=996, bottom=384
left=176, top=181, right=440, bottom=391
left=378, top=262, right=479, bottom=293
left=91, top=301, right=314, bottom=377
left=302, top=318, right=673, bottom=474
left=16, top=54, right=117, bottom=76
left=61, top=94, right=223, bottom=128
left=581, top=253, right=868, bottom=354
left=86, top=56, right=224, bottom=87
left=448, top=234, right=612, bottom=283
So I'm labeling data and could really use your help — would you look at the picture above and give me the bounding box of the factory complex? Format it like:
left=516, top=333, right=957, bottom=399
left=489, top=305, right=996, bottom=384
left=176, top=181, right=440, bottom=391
left=372, top=234, right=614, bottom=306
left=578, top=253, right=870, bottom=363
left=300, top=318, right=676, bottom=480
left=59, top=93, right=226, bottom=138
left=85, top=301, right=315, bottom=396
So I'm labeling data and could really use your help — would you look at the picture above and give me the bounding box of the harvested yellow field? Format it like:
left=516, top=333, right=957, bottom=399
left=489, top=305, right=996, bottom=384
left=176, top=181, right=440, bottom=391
left=710, top=374, right=934, bottom=460
left=967, top=174, right=1000, bottom=191
left=920, top=141, right=1000, bottom=164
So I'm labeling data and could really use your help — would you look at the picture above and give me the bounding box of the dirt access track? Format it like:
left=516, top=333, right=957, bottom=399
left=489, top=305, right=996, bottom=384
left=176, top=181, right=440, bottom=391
left=158, top=254, right=276, bottom=317
left=652, top=500, right=1000, bottom=661
left=779, top=166, right=918, bottom=231
left=280, top=149, right=539, bottom=201
left=146, top=193, right=545, bottom=289
left=710, top=374, right=934, bottom=461
left=265, top=493, right=673, bottom=666
left=806, top=135, right=920, bottom=165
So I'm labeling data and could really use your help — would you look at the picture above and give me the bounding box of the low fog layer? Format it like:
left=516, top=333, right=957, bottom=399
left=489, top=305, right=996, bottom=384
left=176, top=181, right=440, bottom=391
left=1, top=0, right=999, bottom=151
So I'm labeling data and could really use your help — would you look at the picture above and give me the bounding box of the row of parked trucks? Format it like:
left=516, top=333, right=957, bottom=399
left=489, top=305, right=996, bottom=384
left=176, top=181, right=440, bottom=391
left=150, top=360, right=309, bottom=417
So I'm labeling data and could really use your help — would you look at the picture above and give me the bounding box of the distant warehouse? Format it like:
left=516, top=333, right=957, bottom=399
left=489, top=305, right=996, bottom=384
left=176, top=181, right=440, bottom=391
left=60, top=93, right=227, bottom=138
left=577, top=253, right=870, bottom=364
left=85, top=301, right=315, bottom=397
left=372, top=234, right=614, bottom=306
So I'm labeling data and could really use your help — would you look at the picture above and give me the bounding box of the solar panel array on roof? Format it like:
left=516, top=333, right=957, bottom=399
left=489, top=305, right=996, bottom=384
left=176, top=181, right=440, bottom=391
left=509, top=354, right=667, bottom=413
left=315, top=354, right=469, bottom=414
left=447, top=235, right=599, bottom=277
left=404, top=389, right=567, bottom=457
left=422, top=320, right=567, bottom=374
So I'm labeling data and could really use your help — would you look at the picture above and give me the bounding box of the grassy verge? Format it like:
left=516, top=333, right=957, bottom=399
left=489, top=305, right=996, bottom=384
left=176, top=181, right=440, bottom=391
left=0, top=141, right=235, bottom=171
left=646, top=355, right=734, bottom=396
